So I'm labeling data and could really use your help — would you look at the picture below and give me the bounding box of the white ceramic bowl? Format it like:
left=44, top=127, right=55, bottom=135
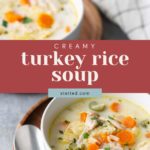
left=41, top=93, right=150, bottom=150
left=63, top=0, right=84, bottom=40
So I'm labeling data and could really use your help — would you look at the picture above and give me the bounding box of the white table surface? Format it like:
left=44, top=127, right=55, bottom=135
left=0, top=94, right=46, bottom=150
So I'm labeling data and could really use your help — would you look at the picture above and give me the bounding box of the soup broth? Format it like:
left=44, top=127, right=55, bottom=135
left=0, top=0, right=78, bottom=39
left=49, top=96, right=150, bottom=150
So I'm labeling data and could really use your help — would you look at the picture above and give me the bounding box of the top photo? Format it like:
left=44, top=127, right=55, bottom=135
left=0, top=0, right=149, bottom=40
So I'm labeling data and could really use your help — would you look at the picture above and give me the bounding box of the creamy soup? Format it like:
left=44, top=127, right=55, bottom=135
left=49, top=96, right=150, bottom=150
left=0, top=0, right=78, bottom=39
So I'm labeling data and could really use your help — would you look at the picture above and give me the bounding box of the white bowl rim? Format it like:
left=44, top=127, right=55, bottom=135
left=60, top=0, right=84, bottom=40
left=41, top=93, right=150, bottom=150
left=41, top=98, right=56, bottom=150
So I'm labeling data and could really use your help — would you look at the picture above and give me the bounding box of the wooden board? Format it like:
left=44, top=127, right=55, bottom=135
left=18, top=96, right=52, bottom=128
left=80, top=0, right=103, bottom=39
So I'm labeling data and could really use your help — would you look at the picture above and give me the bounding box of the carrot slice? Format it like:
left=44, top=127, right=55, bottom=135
left=122, top=116, right=136, bottom=128
left=146, top=132, right=150, bottom=138
left=20, top=0, right=30, bottom=5
left=80, top=112, right=87, bottom=122
left=5, top=11, right=23, bottom=23
left=94, top=133, right=109, bottom=145
left=37, top=13, right=54, bottom=28
left=99, top=133, right=109, bottom=143
left=88, top=143, right=99, bottom=150
left=110, top=102, right=120, bottom=112
left=117, top=130, right=135, bottom=145
left=65, top=26, right=71, bottom=33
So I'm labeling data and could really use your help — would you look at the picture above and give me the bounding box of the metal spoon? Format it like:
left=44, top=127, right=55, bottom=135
left=14, top=125, right=46, bottom=150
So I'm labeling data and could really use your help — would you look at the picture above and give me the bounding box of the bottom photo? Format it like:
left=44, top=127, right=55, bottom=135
left=9, top=93, right=150, bottom=150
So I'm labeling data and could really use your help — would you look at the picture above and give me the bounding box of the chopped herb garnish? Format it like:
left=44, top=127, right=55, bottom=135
left=58, top=137, right=63, bottom=140
left=91, top=116, right=97, bottom=120
left=103, top=125, right=108, bottom=128
left=83, top=133, right=89, bottom=139
left=97, top=120, right=104, bottom=126
left=73, top=138, right=76, bottom=143
left=51, top=145, right=55, bottom=149
left=59, top=130, right=64, bottom=134
left=141, top=120, right=150, bottom=128
left=108, top=116, right=114, bottom=120
left=68, top=142, right=77, bottom=149
left=118, top=99, right=122, bottom=102
left=104, top=146, right=110, bottom=150
left=64, top=120, right=70, bottom=124
left=22, top=17, right=33, bottom=24
left=2, top=20, right=8, bottom=27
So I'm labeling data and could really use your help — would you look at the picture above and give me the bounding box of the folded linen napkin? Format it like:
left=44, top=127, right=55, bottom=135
left=93, top=0, right=150, bottom=39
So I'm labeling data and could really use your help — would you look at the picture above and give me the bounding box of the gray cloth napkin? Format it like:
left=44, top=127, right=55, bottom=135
left=93, top=0, right=150, bottom=39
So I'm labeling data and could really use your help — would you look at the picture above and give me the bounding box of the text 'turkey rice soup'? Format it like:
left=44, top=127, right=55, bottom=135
left=49, top=96, right=150, bottom=150
left=0, top=0, right=78, bottom=40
